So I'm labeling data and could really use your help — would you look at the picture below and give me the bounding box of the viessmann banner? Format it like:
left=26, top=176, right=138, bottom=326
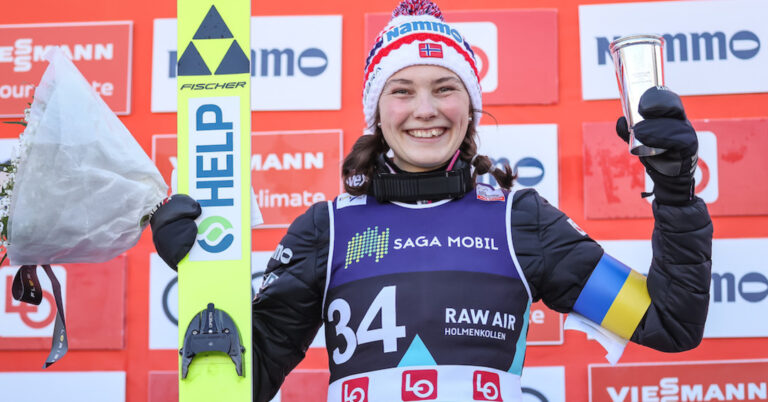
left=0, top=21, right=133, bottom=117
left=579, top=0, right=768, bottom=100
left=152, top=16, right=342, bottom=112
left=589, top=359, right=768, bottom=402
left=365, top=10, right=558, bottom=105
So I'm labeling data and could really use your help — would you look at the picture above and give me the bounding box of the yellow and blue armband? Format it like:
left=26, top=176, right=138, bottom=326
left=572, top=253, right=651, bottom=340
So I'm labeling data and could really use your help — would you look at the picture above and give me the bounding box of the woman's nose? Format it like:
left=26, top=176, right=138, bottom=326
left=412, top=93, right=438, bottom=120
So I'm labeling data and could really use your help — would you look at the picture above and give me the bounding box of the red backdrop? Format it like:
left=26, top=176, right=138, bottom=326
left=1, top=0, right=766, bottom=401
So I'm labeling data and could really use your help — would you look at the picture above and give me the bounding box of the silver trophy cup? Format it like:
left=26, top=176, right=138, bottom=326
left=610, top=34, right=667, bottom=156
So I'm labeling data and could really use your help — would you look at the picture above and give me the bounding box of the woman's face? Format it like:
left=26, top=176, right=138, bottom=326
left=377, top=65, right=471, bottom=172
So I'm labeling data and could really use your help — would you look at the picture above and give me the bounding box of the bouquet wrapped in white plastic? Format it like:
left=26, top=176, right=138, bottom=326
left=3, top=47, right=167, bottom=265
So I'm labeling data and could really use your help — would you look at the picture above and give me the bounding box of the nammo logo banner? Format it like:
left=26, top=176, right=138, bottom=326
left=579, top=0, right=768, bottom=100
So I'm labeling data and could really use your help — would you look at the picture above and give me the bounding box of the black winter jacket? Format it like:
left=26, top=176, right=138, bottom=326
left=249, top=182, right=712, bottom=401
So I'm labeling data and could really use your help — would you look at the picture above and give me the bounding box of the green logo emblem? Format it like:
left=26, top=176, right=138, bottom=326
left=345, top=226, right=390, bottom=269
left=197, top=216, right=234, bottom=253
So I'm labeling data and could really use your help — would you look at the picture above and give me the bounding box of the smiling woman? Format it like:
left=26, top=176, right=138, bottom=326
left=149, top=0, right=713, bottom=401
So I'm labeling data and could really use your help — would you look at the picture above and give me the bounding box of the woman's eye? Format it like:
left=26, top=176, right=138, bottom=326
left=437, top=86, right=456, bottom=93
left=390, top=88, right=409, bottom=95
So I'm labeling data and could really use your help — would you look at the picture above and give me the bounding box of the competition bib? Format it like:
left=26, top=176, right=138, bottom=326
left=324, top=191, right=532, bottom=401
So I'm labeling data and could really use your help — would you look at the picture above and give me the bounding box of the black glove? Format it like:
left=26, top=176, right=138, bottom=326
left=616, top=87, right=698, bottom=206
left=150, top=194, right=201, bottom=270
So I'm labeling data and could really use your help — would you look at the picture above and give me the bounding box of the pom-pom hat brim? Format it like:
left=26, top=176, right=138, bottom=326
left=363, top=10, right=483, bottom=131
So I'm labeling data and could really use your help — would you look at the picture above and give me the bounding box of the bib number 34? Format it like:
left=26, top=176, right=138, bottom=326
left=327, top=285, right=406, bottom=365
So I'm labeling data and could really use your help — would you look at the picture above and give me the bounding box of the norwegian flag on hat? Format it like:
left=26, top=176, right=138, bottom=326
left=418, top=43, right=443, bottom=58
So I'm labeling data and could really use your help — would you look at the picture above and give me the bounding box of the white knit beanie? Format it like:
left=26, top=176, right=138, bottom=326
left=363, top=0, right=482, bottom=131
